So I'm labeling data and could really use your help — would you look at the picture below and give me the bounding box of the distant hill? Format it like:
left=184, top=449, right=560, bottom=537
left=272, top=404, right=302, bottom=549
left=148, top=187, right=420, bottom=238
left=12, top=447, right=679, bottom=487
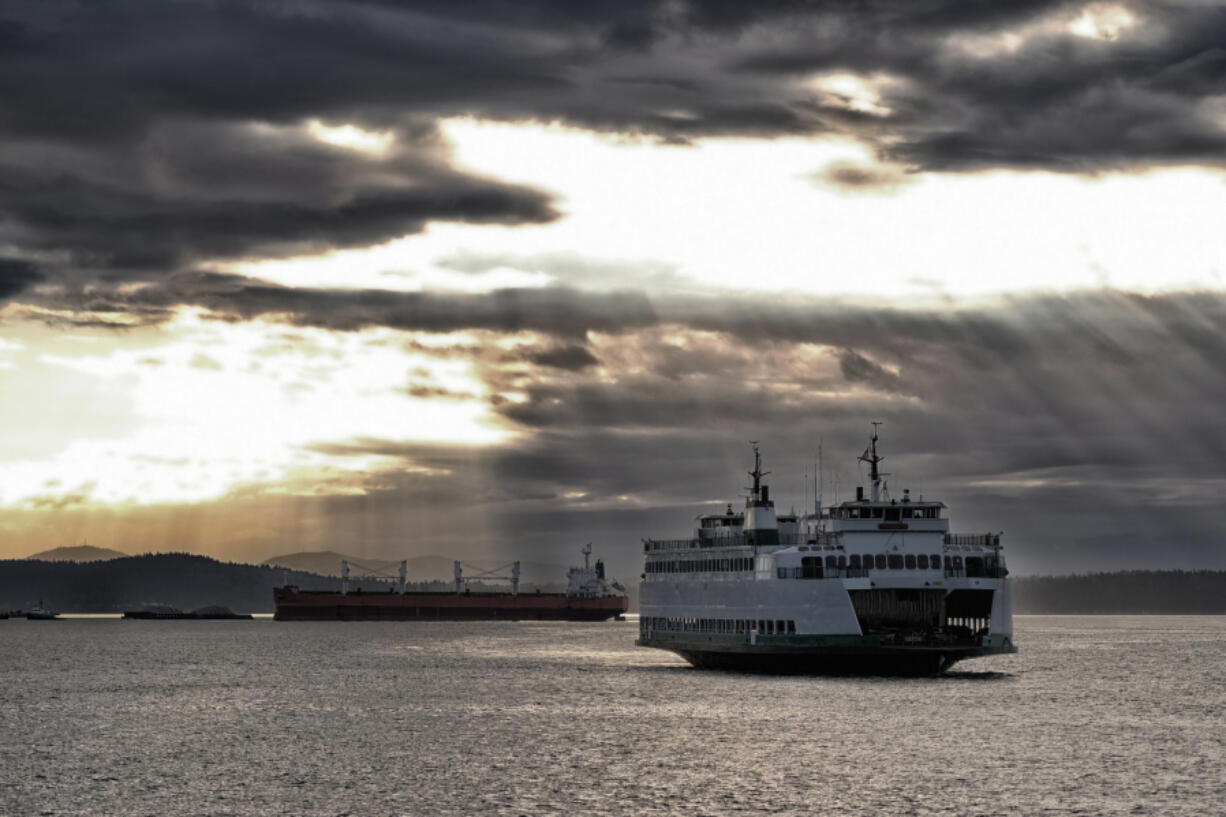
left=2, top=553, right=387, bottom=613
left=262, top=550, right=571, bottom=585
left=262, top=550, right=362, bottom=576
left=7, top=554, right=1217, bottom=616
left=1012, top=571, right=1226, bottom=614
left=26, top=545, right=128, bottom=562
left=2, top=552, right=571, bottom=613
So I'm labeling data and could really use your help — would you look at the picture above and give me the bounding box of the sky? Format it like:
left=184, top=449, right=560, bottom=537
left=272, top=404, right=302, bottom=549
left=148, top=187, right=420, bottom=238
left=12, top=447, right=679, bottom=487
left=2, top=0, right=1226, bottom=579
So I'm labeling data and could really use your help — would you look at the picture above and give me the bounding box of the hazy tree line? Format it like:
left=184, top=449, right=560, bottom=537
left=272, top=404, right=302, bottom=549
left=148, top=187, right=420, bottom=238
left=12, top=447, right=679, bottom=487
left=1011, top=571, right=1226, bottom=614
left=2, top=556, right=1224, bottom=614
left=0, top=554, right=462, bottom=614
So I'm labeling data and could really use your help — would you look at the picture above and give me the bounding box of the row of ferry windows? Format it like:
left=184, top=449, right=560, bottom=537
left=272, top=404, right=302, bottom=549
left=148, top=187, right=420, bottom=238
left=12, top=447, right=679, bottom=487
left=648, top=553, right=969, bottom=575
left=643, top=617, right=797, bottom=635
left=840, top=506, right=940, bottom=520
left=814, top=553, right=956, bottom=571
left=645, top=557, right=754, bottom=574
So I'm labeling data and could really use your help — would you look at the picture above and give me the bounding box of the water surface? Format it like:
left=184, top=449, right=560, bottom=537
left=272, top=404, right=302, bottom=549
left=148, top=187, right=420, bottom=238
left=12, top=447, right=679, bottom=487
left=2, top=615, right=1222, bottom=816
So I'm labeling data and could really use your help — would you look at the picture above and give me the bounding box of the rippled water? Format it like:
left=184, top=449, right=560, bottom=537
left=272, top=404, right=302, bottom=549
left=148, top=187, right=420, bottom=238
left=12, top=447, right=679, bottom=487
left=2, top=616, right=1223, bottom=816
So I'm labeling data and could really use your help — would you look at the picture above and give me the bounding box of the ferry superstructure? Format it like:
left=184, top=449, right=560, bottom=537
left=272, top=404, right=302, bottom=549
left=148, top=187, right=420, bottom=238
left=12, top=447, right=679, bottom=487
left=637, top=428, right=1016, bottom=675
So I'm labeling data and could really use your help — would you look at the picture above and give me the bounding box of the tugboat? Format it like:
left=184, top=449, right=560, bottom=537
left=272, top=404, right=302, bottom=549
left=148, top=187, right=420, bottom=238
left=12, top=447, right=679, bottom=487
left=637, top=426, right=1017, bottom=675
left=24, top=601, right=59, bottom=620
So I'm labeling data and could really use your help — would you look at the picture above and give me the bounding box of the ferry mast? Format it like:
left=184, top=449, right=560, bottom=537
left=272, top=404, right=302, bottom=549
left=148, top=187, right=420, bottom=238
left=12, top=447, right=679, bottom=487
left=858, top=421, right=889, bottom=502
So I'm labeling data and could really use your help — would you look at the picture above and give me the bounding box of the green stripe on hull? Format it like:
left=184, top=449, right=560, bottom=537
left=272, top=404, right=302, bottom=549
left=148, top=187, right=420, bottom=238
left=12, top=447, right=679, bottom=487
left=636, top=631, right=1017, bottom=676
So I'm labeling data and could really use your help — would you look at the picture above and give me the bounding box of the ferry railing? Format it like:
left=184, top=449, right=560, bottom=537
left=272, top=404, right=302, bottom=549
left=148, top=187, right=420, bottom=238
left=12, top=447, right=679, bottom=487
left=782, top=566, right=870, bottom=580
left=644, top=532, right=843, bottom=552
left=944, top=533, right=1001, bottom=547
left=944, top=564, right=1007, bottom=579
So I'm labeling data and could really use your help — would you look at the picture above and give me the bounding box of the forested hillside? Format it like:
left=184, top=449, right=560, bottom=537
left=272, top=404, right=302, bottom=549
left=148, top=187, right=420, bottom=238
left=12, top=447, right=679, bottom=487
left=3, top=557, right=1223, bottom=615
left=0, top=553, right=447, bottom=613
left=1011, top=571, right=1226, bottom=614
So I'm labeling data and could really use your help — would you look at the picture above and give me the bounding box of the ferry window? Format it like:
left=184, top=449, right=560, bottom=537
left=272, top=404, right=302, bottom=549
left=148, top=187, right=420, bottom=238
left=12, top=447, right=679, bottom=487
left=777, top=567, right=787, bottom=579
left=871, top=508, right=883, bottom=519
left=826, top=555, right=838, bottom=570
left=953, top=556, right=963, bottom=568
left=885, top=507, right=900, bottom=521
left=905, top=554, right=916, bottom=570
left=888, top=554, right=904, bottom=570
left=849, top=554, right=861, bottom=569
left=875, top=554, right=887, bottom=570
left=837, top=555, right=846, bottom=569
left=776, top=620, right=785, bottom=634
left=931, top=555, right=941, bottom=569
left=787, top=621, right=796, bottom=634
left=917, top=554, right=929, bottom=570
left=902, top=507, right=913, bottom=519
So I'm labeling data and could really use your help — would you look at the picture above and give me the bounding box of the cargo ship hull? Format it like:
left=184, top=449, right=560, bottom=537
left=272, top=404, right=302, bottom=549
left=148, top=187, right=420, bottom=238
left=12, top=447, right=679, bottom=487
left=273, top=587, right=628, bottom=621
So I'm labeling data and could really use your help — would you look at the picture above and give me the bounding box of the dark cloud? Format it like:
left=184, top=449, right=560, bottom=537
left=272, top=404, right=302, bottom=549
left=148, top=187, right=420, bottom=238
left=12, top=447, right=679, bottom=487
left=437, top=251, right=685, bottom=291
left=3, top=1, right=1225, bottom=295
left=44, top=274, right=659, bottom=338
left=0, top=258, right=42, bottom=298
left=0, top=118, right=556, bottom=284
left=812, top=160, right=915, bottom=192
left=4, top=1, right=1226, bottom=577
left=522, top=344, right=600, bottom=370
left=837, top=349, right=906, bottom=392
left=15, top=286, right=1219, bottom=575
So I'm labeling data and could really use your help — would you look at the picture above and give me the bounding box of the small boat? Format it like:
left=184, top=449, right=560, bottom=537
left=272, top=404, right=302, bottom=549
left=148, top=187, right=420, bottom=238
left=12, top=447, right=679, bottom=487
left=123, top=605, right=253, bottom=620
left=24, top=602, right=59, bottom=620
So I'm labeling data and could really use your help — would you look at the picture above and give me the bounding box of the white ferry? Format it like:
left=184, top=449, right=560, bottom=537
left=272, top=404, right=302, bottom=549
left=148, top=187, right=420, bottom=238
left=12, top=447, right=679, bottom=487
left=637, top=427, right=1017, bottom=675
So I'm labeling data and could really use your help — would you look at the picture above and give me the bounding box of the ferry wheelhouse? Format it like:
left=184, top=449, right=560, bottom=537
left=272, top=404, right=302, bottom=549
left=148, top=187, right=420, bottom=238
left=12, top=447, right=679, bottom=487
left=637, top=428, right=1016, bottom=675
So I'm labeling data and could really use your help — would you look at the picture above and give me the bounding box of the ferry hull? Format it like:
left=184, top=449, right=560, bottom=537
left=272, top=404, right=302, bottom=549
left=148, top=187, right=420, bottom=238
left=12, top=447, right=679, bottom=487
left=637, top=634, right=1017, bottom=676
left=273, top=587, right=627, bottom=622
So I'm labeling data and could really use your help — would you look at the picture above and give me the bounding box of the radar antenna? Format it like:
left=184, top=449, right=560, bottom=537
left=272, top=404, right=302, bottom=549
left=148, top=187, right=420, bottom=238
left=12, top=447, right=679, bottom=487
left=747, top=441, right=771, bottom=499
left=857, top=422, right=890, bottom=502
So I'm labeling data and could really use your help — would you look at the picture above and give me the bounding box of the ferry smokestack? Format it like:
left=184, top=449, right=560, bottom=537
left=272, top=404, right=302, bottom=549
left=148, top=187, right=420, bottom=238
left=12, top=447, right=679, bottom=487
left=856, top=486, right=864, bottom=501
left=341, top=559, right=350, bottom=596
left=399, top=560, right=407, bottom=595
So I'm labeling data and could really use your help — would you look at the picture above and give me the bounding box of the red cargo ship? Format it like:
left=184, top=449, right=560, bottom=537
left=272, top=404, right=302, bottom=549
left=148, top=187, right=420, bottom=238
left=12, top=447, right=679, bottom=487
left=274, top=545, right=628, bottom=622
